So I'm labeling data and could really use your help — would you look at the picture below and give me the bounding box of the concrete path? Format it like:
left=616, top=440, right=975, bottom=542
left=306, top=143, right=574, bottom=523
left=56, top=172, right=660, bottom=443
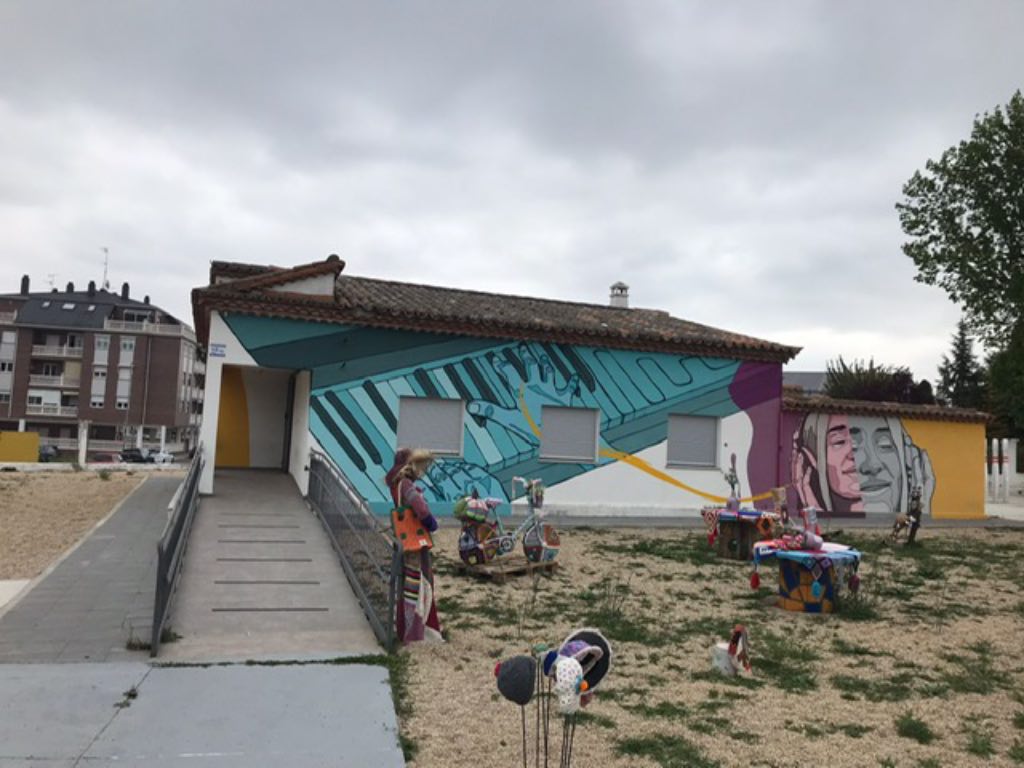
left=0, top=476, right=181, bottom=663
left=0, top=660, right=404, bottom=767
left=161, top=470, right=378, bottom=662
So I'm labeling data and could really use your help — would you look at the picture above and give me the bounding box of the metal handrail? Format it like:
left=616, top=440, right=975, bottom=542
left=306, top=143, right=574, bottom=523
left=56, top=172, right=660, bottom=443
left=307, top=450, right=401, bottom=651
left=151, top=445, right=204, bottom=656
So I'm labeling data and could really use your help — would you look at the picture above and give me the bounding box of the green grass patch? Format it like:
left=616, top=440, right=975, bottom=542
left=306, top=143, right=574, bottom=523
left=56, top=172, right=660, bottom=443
left=966, top=729, right=995, bottom=757
left=940, top=641, right=999, bottom=695
left=754, top=630, right=819, bottom=693
left=628, top=700, right=691, bottom=719
left=1010, top=738, right=1024, bottom=763
left=833, top=637, right=887, bottom=657
left=575, top=711, right=616, bottom=729
left=831, top=672, right=919, bottom=703
left=615, top=734, right=720, bottom=767
left=595, top=534, right=719, bottom=567
left=896, top=713, right=936, bottom=744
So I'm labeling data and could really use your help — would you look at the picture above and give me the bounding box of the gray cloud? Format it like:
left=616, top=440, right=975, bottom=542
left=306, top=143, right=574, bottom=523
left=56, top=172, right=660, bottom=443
left=1, top=0, right=1020, bottom=382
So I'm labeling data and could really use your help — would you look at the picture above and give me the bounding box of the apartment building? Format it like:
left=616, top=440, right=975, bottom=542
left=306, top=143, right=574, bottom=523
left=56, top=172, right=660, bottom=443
left=0, top=275, right=203, bottom=457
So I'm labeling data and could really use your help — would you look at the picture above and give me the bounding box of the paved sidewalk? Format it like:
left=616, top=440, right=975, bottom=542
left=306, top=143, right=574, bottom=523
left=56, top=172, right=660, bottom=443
left=0, top=660, right=404, bottom=767
left=161, top=470, right=378, bottom=662
left=0, top=475, right=181, bottom=663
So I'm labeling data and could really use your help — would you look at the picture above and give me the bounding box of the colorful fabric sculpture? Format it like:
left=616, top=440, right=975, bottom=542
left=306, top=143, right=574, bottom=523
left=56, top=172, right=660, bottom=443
left=386, top=448, right=443, bottom=644
left=711, top=624, right=751, bottom=676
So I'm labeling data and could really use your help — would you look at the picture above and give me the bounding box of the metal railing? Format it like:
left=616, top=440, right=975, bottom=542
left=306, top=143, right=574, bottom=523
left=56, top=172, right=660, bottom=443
left=31, top=344, right=83, bottom=358
left=28, top=374, right=80, bottom=388
left=104, top=318, right=197, bottom=342
left=307, top=450, right=401, bottom=651
left=25, top=403, right=78, bottom=417
left=151, top=444, right=204, bottom=656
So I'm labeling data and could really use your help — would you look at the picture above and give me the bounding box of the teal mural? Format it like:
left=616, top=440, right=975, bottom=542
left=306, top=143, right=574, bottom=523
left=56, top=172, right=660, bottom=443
left=222, top=315, right=777, bottom=514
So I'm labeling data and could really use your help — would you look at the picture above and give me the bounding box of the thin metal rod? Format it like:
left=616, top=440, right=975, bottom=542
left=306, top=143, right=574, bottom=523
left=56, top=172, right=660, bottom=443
left=565, top=714, right=577, bottom=768
left=535, top=660, right=541, bottom=768
left=544, top=678, right=552, bottom=768
left=522, top=706, right=528, bottom=768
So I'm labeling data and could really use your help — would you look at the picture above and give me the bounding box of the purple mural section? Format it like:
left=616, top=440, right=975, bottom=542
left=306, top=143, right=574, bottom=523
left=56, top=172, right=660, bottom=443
left=729, top=362, right=782, bottom=509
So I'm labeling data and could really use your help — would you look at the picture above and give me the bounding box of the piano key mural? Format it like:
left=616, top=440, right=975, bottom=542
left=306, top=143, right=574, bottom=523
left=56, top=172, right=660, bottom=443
left=222, top=315, right=781, bottom=514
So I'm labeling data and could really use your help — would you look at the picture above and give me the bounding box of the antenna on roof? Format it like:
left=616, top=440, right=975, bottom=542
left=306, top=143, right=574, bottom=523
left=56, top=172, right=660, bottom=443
left=101, top=247, right=111, bottom=291
left=46, top=273, right=57, bottom=290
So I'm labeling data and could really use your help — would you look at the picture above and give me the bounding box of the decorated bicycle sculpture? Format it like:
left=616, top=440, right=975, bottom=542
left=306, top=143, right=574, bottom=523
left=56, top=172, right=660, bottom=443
left=454, top=477, right=560, bottom=566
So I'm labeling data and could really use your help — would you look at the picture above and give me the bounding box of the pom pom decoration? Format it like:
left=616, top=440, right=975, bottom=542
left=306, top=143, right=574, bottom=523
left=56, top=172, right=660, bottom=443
left=811, top=580, right=823, bottom=599
left=849, top=573, right=860, bottom=593
left=750, top=570, right=760, bottom=590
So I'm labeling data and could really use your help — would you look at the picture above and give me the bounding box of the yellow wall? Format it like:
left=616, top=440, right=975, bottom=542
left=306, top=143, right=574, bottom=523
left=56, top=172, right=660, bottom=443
left=216, top=365, right=251, bottom=467
left=0, top=431, right=40, bottom=462
left=903, top=419, right=986, bottom=519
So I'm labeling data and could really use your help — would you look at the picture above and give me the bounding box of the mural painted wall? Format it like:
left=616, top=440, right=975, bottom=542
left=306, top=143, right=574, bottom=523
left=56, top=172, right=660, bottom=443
left=221, top=315, right=783, bottom=514
left=782, top=409, right=985, bottom=519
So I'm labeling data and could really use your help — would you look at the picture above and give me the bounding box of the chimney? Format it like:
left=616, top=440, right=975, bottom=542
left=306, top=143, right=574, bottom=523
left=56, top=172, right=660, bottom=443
left=19, top=275, right=29, bottom=295
left=121, top=282, right=129, bottom=300
left=88, top=280, right=96, bottom=297
left=609, top=281, right=629, bottom=309
left=143, top=295, right=150, bottom=305
left=66, top=281, right=74, bottom=293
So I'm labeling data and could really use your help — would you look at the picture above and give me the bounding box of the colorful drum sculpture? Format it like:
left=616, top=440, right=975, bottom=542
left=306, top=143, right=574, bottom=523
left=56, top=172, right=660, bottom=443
left=752, top=541, right=862, bottom=614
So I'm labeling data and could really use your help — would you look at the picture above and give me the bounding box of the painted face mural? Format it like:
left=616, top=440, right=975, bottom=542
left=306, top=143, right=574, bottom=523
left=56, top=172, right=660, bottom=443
left=792, top=413, right=934, bottom=516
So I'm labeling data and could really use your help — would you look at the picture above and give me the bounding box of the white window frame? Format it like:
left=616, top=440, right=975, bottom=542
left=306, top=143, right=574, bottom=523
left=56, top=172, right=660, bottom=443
left=666, top=414, right=720, bottom=469
left=115, top=399, right=129, bottom=410
left=0, top=393, right=10, bottom=403
left=0, top=361, right=12, bottom=372
left=396, top=396, right=464, bottom=457
left=90, top=398, right=104, bottom=408
left=539, top=406, right=600, bottom=464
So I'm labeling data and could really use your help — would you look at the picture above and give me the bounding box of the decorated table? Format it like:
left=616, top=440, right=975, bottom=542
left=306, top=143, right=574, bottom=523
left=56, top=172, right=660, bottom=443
left=702, top=507, right=777, bottom=561
left=751, top=539, right=862, bottom=614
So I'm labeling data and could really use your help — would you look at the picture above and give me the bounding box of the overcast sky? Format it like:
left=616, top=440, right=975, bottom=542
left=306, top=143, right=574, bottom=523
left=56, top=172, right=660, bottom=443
left=2, top=2, right=1021, bottom=381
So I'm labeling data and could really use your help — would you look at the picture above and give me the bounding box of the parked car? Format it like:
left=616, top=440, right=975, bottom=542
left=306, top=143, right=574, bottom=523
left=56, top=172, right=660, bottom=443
left=119, top=448, right=154, bottom=464
left=90, top=452, right=120, bottom=464
left=150, top=450, right=176, bottom=465
left=38, top=445, right=58, bottom=463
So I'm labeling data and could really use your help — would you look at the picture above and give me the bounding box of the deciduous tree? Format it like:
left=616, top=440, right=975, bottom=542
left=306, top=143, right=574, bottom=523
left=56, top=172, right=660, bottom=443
left=896, top=91, right=1024, bottom=346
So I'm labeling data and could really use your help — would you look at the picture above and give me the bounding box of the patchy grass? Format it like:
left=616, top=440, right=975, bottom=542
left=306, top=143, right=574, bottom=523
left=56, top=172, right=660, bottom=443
left=403, top=526, right=1024, bottom=768
left=895, top=713, right=936, bottom=744
left=1010, top=738, right=1024, bottom=763
left=615, top=734, right=720, bottom=768
left=966, top=728, right=995, bottom=757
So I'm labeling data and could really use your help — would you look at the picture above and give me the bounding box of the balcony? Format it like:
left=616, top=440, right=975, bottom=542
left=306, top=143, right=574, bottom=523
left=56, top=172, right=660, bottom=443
left=0, top=311, right=17, bottom=324
left=37, top=436, right=79, bottom=450
left=28, top=374, right=81, bottom=389
left=25, top=403, right=78, bottom=417
left=104, top=319, right=197, bottom=342
left=31, top=344, right=84, bottom=359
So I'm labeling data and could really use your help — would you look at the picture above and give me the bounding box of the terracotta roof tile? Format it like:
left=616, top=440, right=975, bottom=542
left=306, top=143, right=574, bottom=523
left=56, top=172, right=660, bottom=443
left=783, top=391, right=989, bottom=424
left=193, top=259, right=800, bottom=363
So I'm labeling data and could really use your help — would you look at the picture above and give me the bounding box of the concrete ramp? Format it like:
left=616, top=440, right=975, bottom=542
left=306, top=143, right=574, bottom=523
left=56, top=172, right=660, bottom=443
left=161, top=470, right=379, bottom=661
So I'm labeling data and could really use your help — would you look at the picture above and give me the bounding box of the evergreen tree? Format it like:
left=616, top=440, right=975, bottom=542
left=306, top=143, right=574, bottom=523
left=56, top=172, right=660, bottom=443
left=824, top=356, right=936, bottom=404
left=936, top=319, right=985, bottom=409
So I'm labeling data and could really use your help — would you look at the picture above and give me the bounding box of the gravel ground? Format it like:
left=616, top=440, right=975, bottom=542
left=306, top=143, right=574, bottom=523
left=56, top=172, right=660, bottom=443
left=0, top=470, right=144, bottom=579
left=400, top=526, right=1024, bottom=768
